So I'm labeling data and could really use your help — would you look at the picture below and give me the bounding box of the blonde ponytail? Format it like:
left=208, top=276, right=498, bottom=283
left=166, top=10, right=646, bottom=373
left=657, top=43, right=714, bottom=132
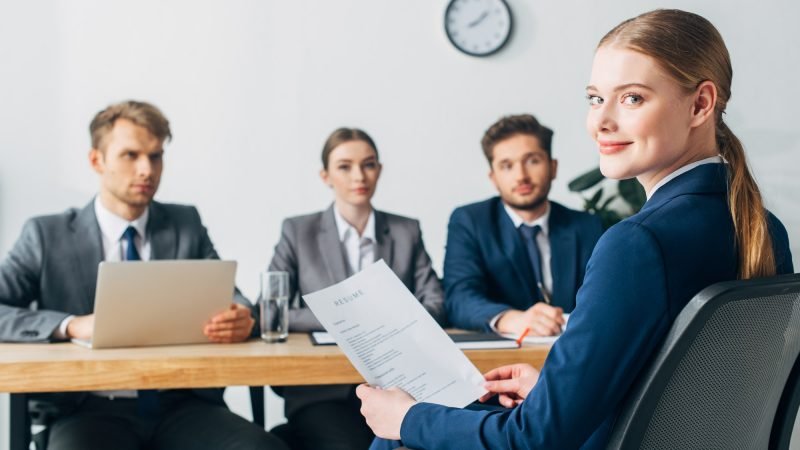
left=717, top=121, right=776, bottom=278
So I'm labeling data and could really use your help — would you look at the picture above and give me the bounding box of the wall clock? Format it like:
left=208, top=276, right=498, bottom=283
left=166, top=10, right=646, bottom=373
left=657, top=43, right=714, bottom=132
left=444, top=0, right=513, bottom=57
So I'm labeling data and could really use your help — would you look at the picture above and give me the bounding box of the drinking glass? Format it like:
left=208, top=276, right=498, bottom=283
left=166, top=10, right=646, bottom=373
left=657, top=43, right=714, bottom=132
left=259, top=271, right=289, bottom=343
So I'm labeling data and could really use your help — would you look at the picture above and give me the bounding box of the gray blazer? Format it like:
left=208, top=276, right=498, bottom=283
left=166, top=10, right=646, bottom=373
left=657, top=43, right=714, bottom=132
left=0, top=200, right=249, bottom=408
left=268, top=205, right=445, bottom=416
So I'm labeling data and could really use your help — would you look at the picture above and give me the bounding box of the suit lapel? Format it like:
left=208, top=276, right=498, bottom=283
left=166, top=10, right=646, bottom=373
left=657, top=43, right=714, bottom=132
left=495, top=201, right=535, bottom=299
left=373, top=211, right=394, bottom=268
left=71, top=201, right=104, bottom=312
left=644, top=163, right=728, bottom=213
left=318, top=205, right=348, bottom=282
left=548, top=204, right=577, bottom=309
left=147, top=202, right=177, bottom=260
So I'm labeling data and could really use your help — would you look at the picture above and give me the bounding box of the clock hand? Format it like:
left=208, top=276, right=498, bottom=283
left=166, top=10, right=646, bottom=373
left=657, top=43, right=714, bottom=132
left=468, top=11, right=490, bottom=28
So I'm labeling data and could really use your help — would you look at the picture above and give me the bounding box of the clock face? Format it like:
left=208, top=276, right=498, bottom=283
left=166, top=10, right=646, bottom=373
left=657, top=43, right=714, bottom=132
left=444, top=0, right=512, bottom=57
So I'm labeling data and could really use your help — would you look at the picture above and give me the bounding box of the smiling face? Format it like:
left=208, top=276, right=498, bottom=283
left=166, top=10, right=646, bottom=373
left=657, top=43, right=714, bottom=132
left=90, top=118, right=164, bottom=220
left=489, top=133, right=557, bottom=216
left=585, top=45, right=711, bottom=192
left=320, top=139, right=382, bottom=208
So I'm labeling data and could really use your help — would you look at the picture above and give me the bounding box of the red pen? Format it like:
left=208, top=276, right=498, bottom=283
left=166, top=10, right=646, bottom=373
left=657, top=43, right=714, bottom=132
left=515, top=327, right=531, bottom=347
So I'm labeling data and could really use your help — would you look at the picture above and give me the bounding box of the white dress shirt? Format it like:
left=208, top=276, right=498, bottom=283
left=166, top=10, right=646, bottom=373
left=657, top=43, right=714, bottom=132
left=94, top=197, right=151, bottom=262
left=333, top=206, right=376, bottom=275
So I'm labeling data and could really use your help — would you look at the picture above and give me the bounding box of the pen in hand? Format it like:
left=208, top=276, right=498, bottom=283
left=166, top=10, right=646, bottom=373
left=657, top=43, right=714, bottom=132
left=537, top=281, right=552, bottom=305
left=515, top=327, right=531, bottom=347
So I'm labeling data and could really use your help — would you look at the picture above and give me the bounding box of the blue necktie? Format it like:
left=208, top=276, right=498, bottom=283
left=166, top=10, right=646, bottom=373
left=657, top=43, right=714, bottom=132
left=519, top=224, right=545, bottom=301
left=123, top=226, right=160, bottom=419
left=123, top=226, right=141, bottom=262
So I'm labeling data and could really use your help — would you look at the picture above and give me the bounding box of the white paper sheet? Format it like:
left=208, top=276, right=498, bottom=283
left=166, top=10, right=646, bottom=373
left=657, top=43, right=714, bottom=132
left=302, top=260, right=487, bottom=408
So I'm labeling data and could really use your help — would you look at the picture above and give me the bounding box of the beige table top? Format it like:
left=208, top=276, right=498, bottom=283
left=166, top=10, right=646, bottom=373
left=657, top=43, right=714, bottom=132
left=0, top=333, right=551, bottom=393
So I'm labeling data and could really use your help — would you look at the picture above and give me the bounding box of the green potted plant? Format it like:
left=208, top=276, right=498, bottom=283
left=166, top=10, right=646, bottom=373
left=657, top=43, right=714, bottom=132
left=568, top=167, right=646, bottom=229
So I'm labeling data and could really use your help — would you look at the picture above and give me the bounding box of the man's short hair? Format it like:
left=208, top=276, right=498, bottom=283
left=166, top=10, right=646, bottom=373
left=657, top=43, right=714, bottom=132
left=481, top=114, right=554, bottom=164
left=90, top=100, right=172, bottom=150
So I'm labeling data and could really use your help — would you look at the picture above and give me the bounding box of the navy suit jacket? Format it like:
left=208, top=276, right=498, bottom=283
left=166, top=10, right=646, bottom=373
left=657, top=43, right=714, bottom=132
left=444, top=198, right=604, bottom=331
left=400, top=164, right=794, bottom=449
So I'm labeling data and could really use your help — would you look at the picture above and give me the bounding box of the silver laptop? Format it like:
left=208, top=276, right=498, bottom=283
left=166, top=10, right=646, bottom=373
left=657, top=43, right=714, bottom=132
left=73, top=260, right=237, bottom=349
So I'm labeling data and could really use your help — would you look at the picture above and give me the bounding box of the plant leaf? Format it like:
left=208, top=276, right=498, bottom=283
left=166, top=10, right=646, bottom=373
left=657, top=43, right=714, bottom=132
left=599, top=195, right=617, bottom=210
left=586, top=187, right=604, bottom=209
left=568, top=167, right=605, bottom=192
left=618, top=178, right=647, bottom=212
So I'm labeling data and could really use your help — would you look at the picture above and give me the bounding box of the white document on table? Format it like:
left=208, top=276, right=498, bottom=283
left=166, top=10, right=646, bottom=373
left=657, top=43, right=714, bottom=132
left=302, top=259, right=487, bottom=408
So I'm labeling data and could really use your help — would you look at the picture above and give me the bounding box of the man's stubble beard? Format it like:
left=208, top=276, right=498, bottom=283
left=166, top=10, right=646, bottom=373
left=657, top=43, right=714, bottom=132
left=503, top=194, right=548, bottom=212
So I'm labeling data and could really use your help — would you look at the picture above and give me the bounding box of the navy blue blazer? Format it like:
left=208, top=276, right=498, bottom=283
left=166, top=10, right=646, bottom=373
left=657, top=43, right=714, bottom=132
left=398, top=164, right=794, bottom=449
left=444, top=198, right=604, bottom=331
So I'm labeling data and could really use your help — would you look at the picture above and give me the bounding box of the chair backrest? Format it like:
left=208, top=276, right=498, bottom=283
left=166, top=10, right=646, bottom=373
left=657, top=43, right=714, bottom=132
left=771, top=343, right=800, bottom=450
left=606, top=274, right=800, bottom=450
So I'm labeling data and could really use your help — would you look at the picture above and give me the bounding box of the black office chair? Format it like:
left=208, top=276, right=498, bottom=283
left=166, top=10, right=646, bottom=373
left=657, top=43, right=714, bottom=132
left=10, top=387, right=268, bottom=450
left=607, top=273, right=800, bottom=450
left=772, top=352, right=800, bottom=450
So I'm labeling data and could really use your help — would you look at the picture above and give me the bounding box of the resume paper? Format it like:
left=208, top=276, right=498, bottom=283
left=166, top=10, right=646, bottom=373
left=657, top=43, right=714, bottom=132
left=302, top=260, right=487, bottom=408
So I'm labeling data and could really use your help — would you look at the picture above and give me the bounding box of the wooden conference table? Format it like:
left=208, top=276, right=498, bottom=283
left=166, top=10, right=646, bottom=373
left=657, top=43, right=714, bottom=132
left=1, top=333, right=551, bottom=449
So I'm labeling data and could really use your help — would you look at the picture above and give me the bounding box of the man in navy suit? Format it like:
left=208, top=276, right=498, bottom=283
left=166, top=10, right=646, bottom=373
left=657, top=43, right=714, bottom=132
left=444, top=114, right=604, bottom=335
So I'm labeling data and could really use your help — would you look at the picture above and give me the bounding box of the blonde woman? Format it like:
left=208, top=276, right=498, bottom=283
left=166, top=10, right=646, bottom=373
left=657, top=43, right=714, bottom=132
left=359, top=9, right=794, bottom=450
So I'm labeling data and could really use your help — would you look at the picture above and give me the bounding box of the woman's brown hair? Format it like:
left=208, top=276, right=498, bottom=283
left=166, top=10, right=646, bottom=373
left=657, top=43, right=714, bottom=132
left=599, top=9, right=775, bottom=279
left=321, top=128, right=379, bottom=170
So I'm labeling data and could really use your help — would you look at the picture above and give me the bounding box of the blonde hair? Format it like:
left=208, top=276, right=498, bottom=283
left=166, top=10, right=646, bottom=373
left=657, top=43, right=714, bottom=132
left=600, top=9, right=775, bottom=279
left=90, top=100, right=172, bottom=150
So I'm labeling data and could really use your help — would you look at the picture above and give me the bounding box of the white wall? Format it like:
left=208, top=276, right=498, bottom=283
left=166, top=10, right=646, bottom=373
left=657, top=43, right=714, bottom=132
left=1, top=0, right=799, bottom=447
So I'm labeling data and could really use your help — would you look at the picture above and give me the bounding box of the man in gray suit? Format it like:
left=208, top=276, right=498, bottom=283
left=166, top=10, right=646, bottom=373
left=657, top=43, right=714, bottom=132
left=264, top=126, right=446, bottom=450
left=0, top=100, right=288, bottom=450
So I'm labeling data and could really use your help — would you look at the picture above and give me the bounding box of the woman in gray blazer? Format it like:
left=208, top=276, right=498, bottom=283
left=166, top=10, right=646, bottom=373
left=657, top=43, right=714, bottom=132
left=268, top=127, right=445, bottom=450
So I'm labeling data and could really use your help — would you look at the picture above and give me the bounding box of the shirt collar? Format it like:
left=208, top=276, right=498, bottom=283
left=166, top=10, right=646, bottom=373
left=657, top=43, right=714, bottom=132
left=503, top=201, right=550, bottom=237
left=647, top=155, right=724, bottom=199
left=94, top=196, right=149, bottom=242
left=333, top=206, right=376, bottom=243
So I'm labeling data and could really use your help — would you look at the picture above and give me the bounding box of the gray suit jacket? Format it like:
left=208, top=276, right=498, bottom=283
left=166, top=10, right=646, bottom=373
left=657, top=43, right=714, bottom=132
left=267, top=205, right=445, bottom=416
left=0, top=200, right=249, bottom=409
